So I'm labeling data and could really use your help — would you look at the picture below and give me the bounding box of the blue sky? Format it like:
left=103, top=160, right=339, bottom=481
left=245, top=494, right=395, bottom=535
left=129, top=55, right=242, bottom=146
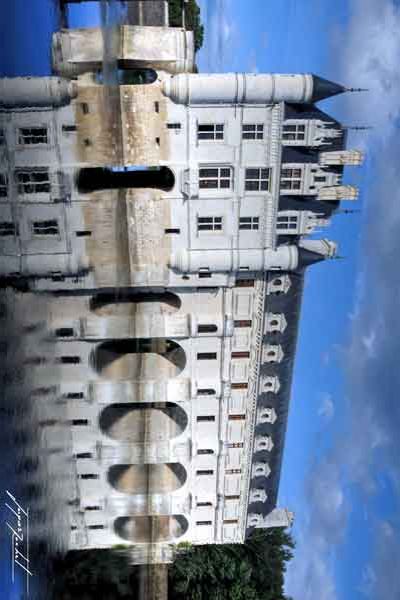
left=1, top=1, right=399, bottom=599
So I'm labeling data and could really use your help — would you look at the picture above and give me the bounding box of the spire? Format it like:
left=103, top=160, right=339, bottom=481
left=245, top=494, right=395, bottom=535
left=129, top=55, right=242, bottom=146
left=298, top=239, right=338, bottom=268
left=311, top=75, right=347, bottom=102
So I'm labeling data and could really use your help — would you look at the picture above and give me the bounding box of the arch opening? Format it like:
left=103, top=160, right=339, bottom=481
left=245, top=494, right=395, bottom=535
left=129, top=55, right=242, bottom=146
left=77, top=166, right=175, bottom=194
left=90, top=290, right=181, bottom=316
left=96, top=66, right=157, bottom=86
left=92, top=339, right=186, bottom=380
left=108, top=463, right=187, bottom=495
left=99, top=402, right=188, bottom=442
left=114, top=514, right=188, bottom=543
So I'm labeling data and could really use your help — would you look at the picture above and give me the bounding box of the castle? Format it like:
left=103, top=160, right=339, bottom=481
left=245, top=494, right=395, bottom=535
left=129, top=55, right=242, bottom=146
left=0, top=16, right=362, bottom=563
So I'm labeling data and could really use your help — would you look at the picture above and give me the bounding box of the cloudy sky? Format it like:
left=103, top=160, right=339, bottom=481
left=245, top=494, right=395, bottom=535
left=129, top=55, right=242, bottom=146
left=1, top=1, right=399, bottom=599
left=195, top=1, right=400, bottom=598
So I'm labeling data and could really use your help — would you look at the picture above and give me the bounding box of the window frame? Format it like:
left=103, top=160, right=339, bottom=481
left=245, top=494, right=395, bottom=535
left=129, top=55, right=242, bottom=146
left=31, top=219, right=60, bottom=237
left=276, top=213, right=298, bottom=232
left=282, top=122, right=306, bottom=142
left=197, top=123, right=224, bottom=141
left=15, top=168, right=51, bottom=196
left=197, top=216, right=223, bottom=233
left=17, top=126, right=49, bottom=147
left=239, top=216, right=260, bottom=231
left=199, top=166, right=233, bottom=191
left=244, top=167, right=271, bottom=192
left=242, top=123, right=264, bottom=141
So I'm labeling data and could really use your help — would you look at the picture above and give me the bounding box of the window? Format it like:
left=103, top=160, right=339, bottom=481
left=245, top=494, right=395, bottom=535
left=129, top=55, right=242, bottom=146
left=227, top=443, right=244, bottom=449
left=0, top=222, right=17, bottom=237
left=167, top=122, right=181, bottom=130
left=0, top=129, right=5, bottom=145
left=55, top=328, right=74, bottom=338
left=65, top=392, right=84, bottom=400
left=235, top=279, right=254, bottom=287
left=245, top=168, right=271, bottom=191
left=62, top=125, right=77, bottom=133
left=198, top=270, right=212, bottom=279
left=226, top=469, right=241, bottom=474
left=32, top=220, right=59, bottom=236
left=239, top=216, right=259, bottom=230
left=197, top=449, right=214, bottom=454
left=314, top=175, right=326, bottom=183
left=71, top=419, right=88, bottom=426
left=81, top=103, right=90, bottom=114
left=196, top=521, right=212, bottom=526
left=224, top=519, right=238, bottom=524
left=197, top=470, right=214, bottom=476
left=199, top=167, right=232, bottom=190
left=165, top=228, right=180, bottom=234
left=197, top=416, right=216, bottom=422
left=229, top=414, right=246, bottom=421
left=197, top=216, right=222, bottom=232
left=0, top=174, right=7, bottom=197
left=277, top=215, right=298, bottom=231
left=225, top=495, right=240, bottom=500
left=75, top=452, right=92, bottom=459
left=197, top=389, right=215, bottom=395
left=18, top=127, right=48, bottom=146
left=232, top=351, right=250, bottom=359
left=76, top=230, right=92, bottom=237
left=198, top=324, right=218, bottom=333
left=85, top=506, right=102, bottom=511
left=242, top=124, right=264, bottom=140
left=197, top=352, right=217, bottom=360
left=88, top=525, right=104, bottom=530
left=58, top=356, right=81, bottom=364
left=197, top=502, right=212, bottom=507
left=282, top=123, right=306, bottom=141
left=234, top=320, right=252, bottom=328
left=197, top=123, right=224, bottom=141
left=16, top=169, right=50, bottom=194
left=154, top=101, right=160, bottom=113
left=280, top=168, right=302, bottom=191
left=231, top=383, right=248, bottom=390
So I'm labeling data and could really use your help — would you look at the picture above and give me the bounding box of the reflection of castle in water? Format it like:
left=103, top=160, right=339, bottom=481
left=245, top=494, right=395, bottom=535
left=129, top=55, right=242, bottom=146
left=0, top=12, right=363, bottom=564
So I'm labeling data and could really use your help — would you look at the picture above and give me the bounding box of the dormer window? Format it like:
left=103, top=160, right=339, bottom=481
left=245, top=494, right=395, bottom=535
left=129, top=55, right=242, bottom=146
left=267, top=275, right=291, bottom=295
left=280, top=168, right=302, bottom=191
left=277, top=214, right=298, bottom=232
left=282, top=123, right=306, bottom=142
left=257, top=405, right=277, bottom=424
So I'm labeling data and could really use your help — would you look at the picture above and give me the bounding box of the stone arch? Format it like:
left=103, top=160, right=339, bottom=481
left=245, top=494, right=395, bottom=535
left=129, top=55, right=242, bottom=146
left=99, top=402, right=188, bottom=442
left=90, top=290, right=181, bottom=317
left=96, top=65, right=158, bottom=86
left=108, top=463, right=187, bottom=495
left=114, top=514, right=188, bottom=543
left=92, top=339, right=186, bottom=380
left=77, top=166, right=175, bottom=193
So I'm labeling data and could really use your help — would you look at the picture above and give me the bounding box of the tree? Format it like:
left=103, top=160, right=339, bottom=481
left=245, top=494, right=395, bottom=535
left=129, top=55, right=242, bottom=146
left=169, top=528, right=295, bottom=600
left=169, top=0, right=205, bottom=52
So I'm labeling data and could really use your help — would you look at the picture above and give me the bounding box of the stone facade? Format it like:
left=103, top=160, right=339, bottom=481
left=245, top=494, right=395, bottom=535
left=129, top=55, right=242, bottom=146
left=0, top=22, right=362, bottom=563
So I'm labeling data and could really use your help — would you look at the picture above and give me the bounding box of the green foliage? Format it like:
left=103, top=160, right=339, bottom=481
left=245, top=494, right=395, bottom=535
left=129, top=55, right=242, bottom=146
left=169, top=0, right=205, bottom=52
left=169, top=528, right=295, bottom=600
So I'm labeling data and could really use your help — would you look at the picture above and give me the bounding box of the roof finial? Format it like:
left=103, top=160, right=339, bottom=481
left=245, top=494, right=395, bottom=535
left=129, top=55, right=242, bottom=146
left=338, top=208, right=361, bottom=214
left=344, top=125, right=373, bottom=131
left=347, top=87, right=369, bottom=93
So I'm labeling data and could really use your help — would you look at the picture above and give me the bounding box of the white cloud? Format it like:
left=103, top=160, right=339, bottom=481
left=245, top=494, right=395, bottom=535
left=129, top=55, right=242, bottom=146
left=318, top=393, right=335, bottom=421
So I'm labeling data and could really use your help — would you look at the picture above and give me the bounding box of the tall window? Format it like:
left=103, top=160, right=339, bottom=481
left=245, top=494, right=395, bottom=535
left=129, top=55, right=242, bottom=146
left=242, top=124, right=264, bottom=140
left=245, top=168, right=271, bottom=192
left=0, top=174, right=8, bottom=198
left=282, top=123, right=306, bottom=141
left=239, top=216, right=259, bottom=230
left=277, top=214, right=298, bottom=231
left=280, top=168, right=302, bottom=191
left=197, top=124, right=224, bottom=141
left=199, top=167, right=232, bottom=190
left=32, top=220, right=59, bottom=236
left=0, top=222, right=17, bottom=237
left=16, top=169, right=50, bottom=194
left=18, top=127, right=48, bottom=146
left=197, top=216, right=222, bottom=232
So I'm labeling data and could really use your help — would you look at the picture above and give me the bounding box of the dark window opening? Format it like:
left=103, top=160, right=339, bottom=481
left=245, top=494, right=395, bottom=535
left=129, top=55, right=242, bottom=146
left=198, top=324, right=218, bottom=334
left=167, top=123, right=181, bottom=130
left=196, top=470, right=214, bottom=476
left=76, top=230, right=92, bottom=237
left=96, top=65, right=157, bottom=86
left=224, top=519, right=238, bottom=524
left=197, top=416, right=215, bottom=422
left=226, top=469, right=241, bottom=474
left=165, top=228, right=180, bottom=234
left=55, top=328, right=74, bottom=338
left=59, top=356, right=81, bottom=364
left=62, top=125, right=77, bottom=133
left=65, top=392, right=84, bottom=400
left=197, top=502, right=212, bottom=507
left=83, top=138, right=91, bottom=147
left=16, top=169, right=50, bottom=194
left=197, top=389, right=215, bottom=395
left=77, top=166, right=175, bottom=193
left=229, top=414, right=246, bottom=421
left=18, top=127, right=48, bottom=145
left=154, top=101, right=160, bottom=113
left=234, top=320, right=252, bottom=328
left=231, top=383, right=248, bottom=390
left=85, top=506, right=102, bottom=511
left=197, top=449, right=214, bottom=455
left=72, top=419, right=89, bottom=426
left=81, top=103, right=90, bottom=114
left=32, top=219, right=59, bottom=236
left=197, top=352, right=217, bottom=360
left=235, top=279, right=255, bottom=287
left=232, top=351, right=250, bottom=359
left=75, top=452, right=93, bottom=459
left=225, top=495, right=240, bottom=500
left=196, top=521, right=212, bottom=526
left=227, top=443, right=244, bottom=449
left=198, top=271, right=212, bottom=279
left=155, top=137, right=160, bottom=146
left=88, top=524, right=104, bottom=530
left=79, top=474, right=98, bottom=480
left=0, top=222, right=17, bottom=237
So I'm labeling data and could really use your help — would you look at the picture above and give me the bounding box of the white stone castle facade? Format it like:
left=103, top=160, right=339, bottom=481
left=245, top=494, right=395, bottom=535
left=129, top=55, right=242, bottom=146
left=0, top=21, right=362, bottom=563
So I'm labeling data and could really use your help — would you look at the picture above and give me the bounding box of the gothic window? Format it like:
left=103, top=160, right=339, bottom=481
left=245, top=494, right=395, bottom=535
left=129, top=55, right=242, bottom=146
left=197, top=216, right=223, bottom=232
left=16, top=169, right=50, bottom=194
left=32, top=219, right=59, bottom=236
left=18, top=127, right=48, bottom=146
left=197, top=123, right=224, bottom=141
left=0, top=174, right=8, bottom=198
left=245, top=168, right=271, bottom=191
left=239, top=216, right=259, bottom=230
left=242, top=124, right=264, bottom=140
left=199, top=167, right=232, bottom=189
left=277, top=214, right=298, bottom=231
left=0, top=222, right=17, bottom=237
left=280, top=168, right=302, bottom=191
left=282, top=123, right=306, bottom=141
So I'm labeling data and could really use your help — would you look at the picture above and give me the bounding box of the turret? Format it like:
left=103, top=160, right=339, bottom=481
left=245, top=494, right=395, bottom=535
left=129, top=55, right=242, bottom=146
left=0, top=77, right=77, bottom=108
left=162, top=73, right=349, bottom=106
left=298, top=239, right=337, bottom=268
